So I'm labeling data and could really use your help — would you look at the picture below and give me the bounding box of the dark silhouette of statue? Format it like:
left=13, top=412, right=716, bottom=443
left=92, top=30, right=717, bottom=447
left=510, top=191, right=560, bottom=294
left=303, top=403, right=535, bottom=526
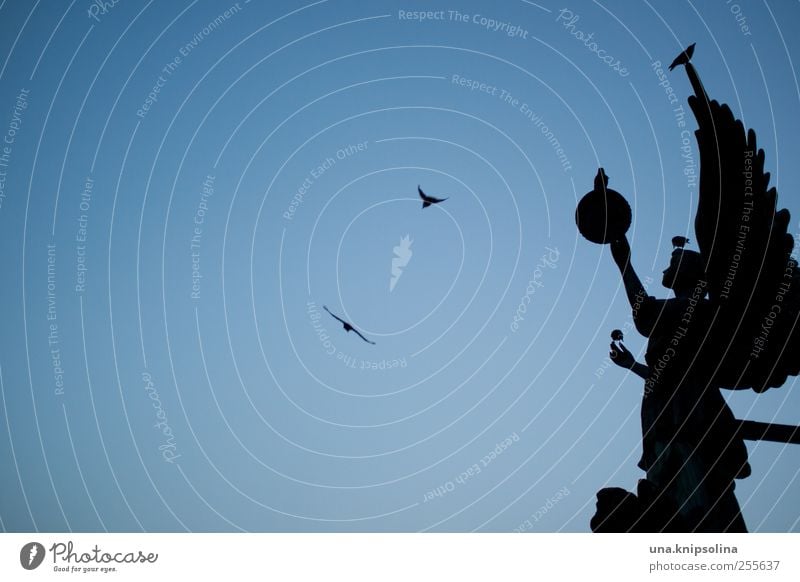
left=605, top=239, right=750, bottom=532
left=578, top=44, right=800, bottom=532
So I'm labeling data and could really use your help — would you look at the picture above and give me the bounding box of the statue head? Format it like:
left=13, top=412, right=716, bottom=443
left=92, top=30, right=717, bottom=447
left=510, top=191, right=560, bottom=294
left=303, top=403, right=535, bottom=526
left=662, top=247, right=706, bottom=297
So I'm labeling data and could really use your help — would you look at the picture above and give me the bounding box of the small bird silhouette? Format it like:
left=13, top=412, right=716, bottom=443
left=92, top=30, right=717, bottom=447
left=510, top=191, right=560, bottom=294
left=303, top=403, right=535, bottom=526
left=668, top=43, right=695, bottom=71
left=323, top=305, right=375, bottom=344
left=418, top=185, right=448, bottom=209
left=671, top=236, right=690, bottom=249
left=594, top=168, right=609, bottom=191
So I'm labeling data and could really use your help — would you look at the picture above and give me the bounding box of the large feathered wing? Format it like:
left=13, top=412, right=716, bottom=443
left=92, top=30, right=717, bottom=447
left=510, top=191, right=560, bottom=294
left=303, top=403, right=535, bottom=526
left=685, top=62, right=800, bottom=391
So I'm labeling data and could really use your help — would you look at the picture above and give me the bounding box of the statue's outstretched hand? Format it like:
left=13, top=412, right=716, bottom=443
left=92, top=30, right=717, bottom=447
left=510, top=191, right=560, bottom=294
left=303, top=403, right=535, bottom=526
left=609, top=341, right=635, bottom=369
left=610, top=237, right=631, bottom=271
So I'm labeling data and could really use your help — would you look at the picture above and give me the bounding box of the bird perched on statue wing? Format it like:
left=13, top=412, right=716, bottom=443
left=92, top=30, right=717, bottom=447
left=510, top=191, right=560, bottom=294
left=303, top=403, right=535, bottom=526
left=418, top=185, right=448, bottom=209
left=669, top=43, right=695, bottom=71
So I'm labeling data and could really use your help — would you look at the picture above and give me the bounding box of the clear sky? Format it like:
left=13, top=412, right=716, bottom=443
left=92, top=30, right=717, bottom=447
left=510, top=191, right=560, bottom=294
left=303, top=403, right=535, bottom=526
left=1, top=0, right=799, bottom=532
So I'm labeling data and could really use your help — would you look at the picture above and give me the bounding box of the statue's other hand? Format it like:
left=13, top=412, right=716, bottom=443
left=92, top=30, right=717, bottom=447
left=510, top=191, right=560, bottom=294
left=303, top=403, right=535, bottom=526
left=609, top=341, right=635, bottom=369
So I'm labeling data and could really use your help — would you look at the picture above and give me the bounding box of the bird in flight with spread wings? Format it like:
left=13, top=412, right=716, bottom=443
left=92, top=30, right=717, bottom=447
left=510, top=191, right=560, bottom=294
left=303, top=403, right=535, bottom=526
left=418, top=185, right=448, bottom=209
left=323, top=305, right=376, bottom=344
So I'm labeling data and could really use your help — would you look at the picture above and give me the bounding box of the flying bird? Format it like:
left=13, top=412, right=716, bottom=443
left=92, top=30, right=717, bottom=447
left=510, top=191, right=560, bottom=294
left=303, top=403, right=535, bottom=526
left=323, top=305, right=375, bottom=344
left=418, top=185, right=448, bottom=209
left=668, top=42, right=695, bottom=71
left=671, top=236, right=691, bottom=249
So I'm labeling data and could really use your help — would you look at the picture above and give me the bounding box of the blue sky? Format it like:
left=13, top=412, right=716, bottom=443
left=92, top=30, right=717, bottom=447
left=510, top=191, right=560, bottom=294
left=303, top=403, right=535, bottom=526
left=1, top=0, right=799, bottom=532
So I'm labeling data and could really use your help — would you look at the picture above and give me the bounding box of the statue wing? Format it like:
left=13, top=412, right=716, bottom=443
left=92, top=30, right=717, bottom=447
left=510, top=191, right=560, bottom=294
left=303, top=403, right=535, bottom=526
left=686, top=63, right=800, bottom=391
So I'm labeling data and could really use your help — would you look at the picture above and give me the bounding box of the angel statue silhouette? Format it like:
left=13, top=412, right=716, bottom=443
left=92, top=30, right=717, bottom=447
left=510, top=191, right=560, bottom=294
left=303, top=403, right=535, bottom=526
left=576, top=44, right=800, bottom=533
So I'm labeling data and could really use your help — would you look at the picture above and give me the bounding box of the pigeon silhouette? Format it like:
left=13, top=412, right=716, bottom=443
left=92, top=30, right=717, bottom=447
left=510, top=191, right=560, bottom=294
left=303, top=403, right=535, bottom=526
left=668, top=43, right=695, bottom=71
left=671, top=236, right=690, bottom=248
left=418, top=185, right=448, bottom=209
left=323, top=305, right=375, bottom=344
